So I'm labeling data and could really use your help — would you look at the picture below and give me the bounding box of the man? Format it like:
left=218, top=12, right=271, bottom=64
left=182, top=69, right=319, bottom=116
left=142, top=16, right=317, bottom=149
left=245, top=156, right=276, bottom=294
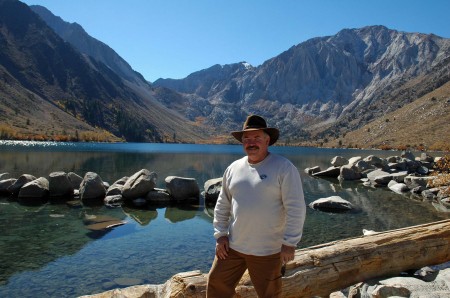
left=207, top=115, right=306, bottom=298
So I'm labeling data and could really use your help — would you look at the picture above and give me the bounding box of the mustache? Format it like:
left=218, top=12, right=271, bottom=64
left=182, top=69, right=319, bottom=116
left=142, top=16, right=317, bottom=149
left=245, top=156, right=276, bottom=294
left=246, top=145, right=259, bottom=150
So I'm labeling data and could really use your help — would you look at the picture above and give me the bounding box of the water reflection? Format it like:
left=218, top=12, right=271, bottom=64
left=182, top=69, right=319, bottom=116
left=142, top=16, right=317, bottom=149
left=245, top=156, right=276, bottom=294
left=0, top=142, right=448, bottom=298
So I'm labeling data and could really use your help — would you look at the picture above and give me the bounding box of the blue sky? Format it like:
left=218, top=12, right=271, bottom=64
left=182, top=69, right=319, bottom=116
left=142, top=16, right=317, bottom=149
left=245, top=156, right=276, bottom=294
left=20, top=0, right=450, bottom=82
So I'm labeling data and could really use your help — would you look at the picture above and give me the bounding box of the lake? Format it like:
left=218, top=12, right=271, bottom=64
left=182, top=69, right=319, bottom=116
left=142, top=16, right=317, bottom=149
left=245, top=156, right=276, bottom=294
left=0, top=141, right=448, bottom=297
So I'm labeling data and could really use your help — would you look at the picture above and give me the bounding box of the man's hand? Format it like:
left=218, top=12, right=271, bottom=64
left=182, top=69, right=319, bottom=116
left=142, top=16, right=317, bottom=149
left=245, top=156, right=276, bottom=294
left=215, top=236, right=229, bottom=259
left=280, top=244, right=295, bottom=264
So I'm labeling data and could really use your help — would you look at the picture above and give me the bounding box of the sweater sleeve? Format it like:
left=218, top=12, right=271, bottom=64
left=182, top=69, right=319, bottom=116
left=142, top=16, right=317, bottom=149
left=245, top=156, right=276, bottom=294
left=213, top=168, right=232, bottom=239
left=280, top=163, right=306, bottom=247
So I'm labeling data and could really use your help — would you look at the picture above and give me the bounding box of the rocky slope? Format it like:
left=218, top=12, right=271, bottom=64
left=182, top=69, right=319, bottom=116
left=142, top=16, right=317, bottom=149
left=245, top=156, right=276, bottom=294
left=1, top=0, right=449, bottom=148
left=0, top=0, right=205, bottom=143
left=154, top=26, right=450, bottom=148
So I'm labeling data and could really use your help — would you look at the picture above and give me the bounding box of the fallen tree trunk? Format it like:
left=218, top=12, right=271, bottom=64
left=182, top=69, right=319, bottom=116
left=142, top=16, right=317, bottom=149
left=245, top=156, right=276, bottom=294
left=80, top=219, right=450, bottom=298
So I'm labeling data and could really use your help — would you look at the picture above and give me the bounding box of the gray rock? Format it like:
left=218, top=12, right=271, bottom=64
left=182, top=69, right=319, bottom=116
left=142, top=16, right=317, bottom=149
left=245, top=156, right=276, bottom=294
left=348, top=156, right=362, bottom=166
left=388, top=181, right=409, bottom=194
left=104, top=194, right=123, bottom=207
left=79, top=172, right=106, bottom=201
left=68, top=172, right=83, bottom=189
left=340, top=165, right=362, bottom=181
left=313, top=166, right=341, bottom=178
left=354, top=160, right=372, bottom=172
left=416, top=165, right=430, bottom=175
left=367, top=169, right=390, bottom=182
left=309, top=196, right=353, bottom=211
left=122, top=169, right=157, bottom=199
left=305, top=166, right=321, bottom=175
left=349, top=267, right=450, bottom=298
left=146, top=188, right=171, bottom=203
left=7, top=174, right=37, bottom=196
left=18, top=177, right=49, bottom=199
left=331, top=156, right=348, bottom=167
left=165, top=176, right=200, bottom=201
left=0, top=178, right=16, bottom=193
left=48, top=171, right=74, bottom=197
left=404, top=175, right=434, bottom=189
left=422, top=189, right=437, bottom=201
left=401, top=150, right=415, bottom=160
left=106, top=184, right=123, bottom=196
left=420, top=152, right=434, bottom=162
left=106, top=177, right=129, bottom=196
left=111, top=176, right=129, bottom=186
left=364, top=155, right=385, bottom=168
left=204, top=177, right=223, bottom=203
left=386, top=156, right=400, bottom=163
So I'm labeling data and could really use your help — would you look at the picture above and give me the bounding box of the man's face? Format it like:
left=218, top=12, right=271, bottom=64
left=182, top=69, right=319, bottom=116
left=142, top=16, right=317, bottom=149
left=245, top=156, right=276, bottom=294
left=242, top=130, right=270, bottom=164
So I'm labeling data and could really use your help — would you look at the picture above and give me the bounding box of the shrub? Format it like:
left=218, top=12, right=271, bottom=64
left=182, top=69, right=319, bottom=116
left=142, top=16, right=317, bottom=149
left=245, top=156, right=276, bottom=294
left=430, top=154, right=450, bottom=196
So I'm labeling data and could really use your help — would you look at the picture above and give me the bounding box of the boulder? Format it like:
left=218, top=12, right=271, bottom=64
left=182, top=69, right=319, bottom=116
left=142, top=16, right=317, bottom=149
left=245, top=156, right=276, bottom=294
left=313, top=166, right=341, bottom=178
left=422, top=190, right=437, bottom=201
left=364, top=155, right=385, bottom=168
left=354, top=160, right=372, bottom=172
left=165, top=176, right=200, bottom=201
left=309, top=196, right=353, bottom=212
left=404, top=175, right=434, bottom=189
left=204, top=177, right=223, bottom=203
left=104, top=195, right=123, bottom=207
left=145, top=188, right=171, bottom=203
left=401, top=150, right=415, bottom=160
left=386, top=156, right=400, bottom=163
left=0, top=172, right=10, bottom=180
left=0, top=178, right=16, bottom=193
left=366, top=169, right=389, bottom=180
left=305, top=166, right=321, bottom=175
left=48, top=171, right=74, bottom=197
left=349, top=267, right=450, bottom=298
left=339, top=165, right=362, bottom=181
left=388, top=180, right=409, bottom=194
left=416, top=165, right=430, bottom=175
left=348, top=156, right=362, bottom=167
left=7, top=174, right=37, bottom=196
left=79, top=172, right=106, bottom=201
left=106, top=184, right=123, bottom=196
left=68, top=172, right=83, bottom=189
left=106, top=177, right=129, bottom=196
left=122, top=169, right=157, bottom=199
left=18, top=177, right=49, bottom=202
left=331, top=156, right=348, bottom=167
left=420, top=152, right=434, bottom=162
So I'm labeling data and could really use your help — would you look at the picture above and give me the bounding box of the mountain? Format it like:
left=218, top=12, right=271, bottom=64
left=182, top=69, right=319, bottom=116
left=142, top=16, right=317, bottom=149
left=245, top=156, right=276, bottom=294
left=154, top=26, right=450, bottom=148
left=29, top=5, right=148, bottom=87
left=2, top=0, right=449, bottom=149
left=0, top=0, right=205, bottom=143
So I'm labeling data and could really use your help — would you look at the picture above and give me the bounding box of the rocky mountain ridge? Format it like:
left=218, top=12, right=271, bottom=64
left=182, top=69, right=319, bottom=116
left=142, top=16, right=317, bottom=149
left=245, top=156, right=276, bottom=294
left=0, top=0, right=205, bottom=143
left=1, top=0, right=449, bottom=148
left=154, top=26, right=450, bottom=146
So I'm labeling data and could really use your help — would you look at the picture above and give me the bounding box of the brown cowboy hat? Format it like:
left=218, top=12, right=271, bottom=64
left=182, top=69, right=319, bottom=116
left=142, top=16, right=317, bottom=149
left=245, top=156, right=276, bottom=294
left=231, top=115, right=279, bottom=146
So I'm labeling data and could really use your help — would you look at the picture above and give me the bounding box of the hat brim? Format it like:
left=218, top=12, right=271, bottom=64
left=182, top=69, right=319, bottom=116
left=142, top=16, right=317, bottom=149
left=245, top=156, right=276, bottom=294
left=231, top=128, right=279, bottom=146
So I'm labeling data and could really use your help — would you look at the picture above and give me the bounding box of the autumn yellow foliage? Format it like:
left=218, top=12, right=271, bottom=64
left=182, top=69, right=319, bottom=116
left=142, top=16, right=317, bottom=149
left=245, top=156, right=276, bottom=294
left=430, top=154, right=450, bottom=196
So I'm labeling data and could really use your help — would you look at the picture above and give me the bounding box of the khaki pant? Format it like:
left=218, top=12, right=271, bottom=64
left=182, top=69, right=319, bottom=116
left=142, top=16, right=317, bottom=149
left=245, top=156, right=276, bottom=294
left=207, top=248, right=282, bottom=298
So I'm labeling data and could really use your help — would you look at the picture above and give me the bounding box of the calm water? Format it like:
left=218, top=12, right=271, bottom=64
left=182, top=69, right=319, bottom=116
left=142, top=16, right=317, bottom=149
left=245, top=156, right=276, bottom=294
left=0, top=141, right=448, bottom=297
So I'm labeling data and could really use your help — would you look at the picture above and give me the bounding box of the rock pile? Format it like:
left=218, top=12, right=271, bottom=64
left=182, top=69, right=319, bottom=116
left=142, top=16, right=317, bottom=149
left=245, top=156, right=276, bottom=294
left=305, top=151, right=450, bottom=212
left=0, top=169, right=200, bottom=208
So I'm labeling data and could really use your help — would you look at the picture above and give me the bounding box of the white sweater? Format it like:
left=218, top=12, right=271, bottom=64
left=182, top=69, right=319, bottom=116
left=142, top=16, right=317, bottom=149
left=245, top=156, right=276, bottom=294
left=213, top=153, right=306, bottom=256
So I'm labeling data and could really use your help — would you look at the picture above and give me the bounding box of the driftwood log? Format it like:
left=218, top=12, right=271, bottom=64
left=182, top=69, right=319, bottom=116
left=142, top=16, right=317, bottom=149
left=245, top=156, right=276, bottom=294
left=80, top=219, right=450, bottom=298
